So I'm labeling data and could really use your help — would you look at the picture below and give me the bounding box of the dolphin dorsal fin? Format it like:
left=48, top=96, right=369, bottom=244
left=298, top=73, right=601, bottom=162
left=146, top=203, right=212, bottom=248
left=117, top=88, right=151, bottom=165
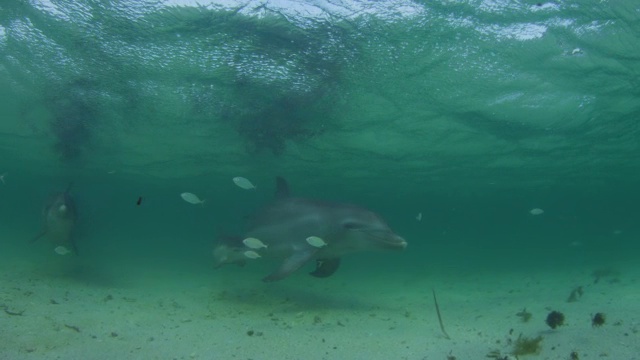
left=64, top=182, right=74, bottom=194
left=275, top=176, right=290, bottom=199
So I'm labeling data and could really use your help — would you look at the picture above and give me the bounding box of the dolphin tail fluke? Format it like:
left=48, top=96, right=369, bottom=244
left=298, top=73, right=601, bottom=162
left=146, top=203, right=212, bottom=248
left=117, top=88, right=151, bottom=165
left=212, top=243, right=246, bottom=268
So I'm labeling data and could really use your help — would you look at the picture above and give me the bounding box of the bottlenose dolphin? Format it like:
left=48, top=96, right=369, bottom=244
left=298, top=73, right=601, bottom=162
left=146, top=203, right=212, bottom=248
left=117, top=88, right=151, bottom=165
left=32, top=184, right=78, bottom=254
left=213, top=177, right=407, bottom=282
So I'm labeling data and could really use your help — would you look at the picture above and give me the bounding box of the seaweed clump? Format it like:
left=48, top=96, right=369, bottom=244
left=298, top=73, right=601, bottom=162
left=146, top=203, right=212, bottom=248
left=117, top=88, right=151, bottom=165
left=545, top=310, right=565, bottom=329
left=512, top=334, right=543, bottom=356
left=592, top=312, right=606, bottom=327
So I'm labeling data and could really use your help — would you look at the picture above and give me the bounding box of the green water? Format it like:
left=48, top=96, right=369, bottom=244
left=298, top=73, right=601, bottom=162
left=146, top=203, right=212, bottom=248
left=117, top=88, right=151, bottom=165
left=1, top=0, right=639, bottom=287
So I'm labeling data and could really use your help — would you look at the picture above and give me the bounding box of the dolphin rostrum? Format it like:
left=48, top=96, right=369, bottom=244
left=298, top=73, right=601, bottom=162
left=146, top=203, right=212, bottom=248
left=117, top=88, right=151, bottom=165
left=32, top=184, right=78, bottom=254
left=213, top=177, right=407, bottom=282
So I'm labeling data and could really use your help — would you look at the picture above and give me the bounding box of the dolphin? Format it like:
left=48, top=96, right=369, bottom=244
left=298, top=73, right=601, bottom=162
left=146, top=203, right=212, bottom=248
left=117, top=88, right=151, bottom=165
left=213, top=177, right=407, bottom=282
left=32, top=184, right=78, bottom=254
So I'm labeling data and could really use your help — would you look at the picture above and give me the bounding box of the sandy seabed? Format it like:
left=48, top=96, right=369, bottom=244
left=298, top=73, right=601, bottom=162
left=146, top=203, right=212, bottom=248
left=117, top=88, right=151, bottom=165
left=1, top=250, right=638, bottom=360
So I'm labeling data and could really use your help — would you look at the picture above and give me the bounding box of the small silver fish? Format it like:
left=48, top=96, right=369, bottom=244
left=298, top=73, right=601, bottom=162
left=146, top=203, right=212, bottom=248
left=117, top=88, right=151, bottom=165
left=54, top=246, right=71, bottom=255
left=0, top=172, right=6, bottom=184
left=305, top=236, right=327, bottom=248
left=416, top=212, right=422, bottom=221
left=529, top=208, right=544, bottom=215
left=233, top=177, right=256, bottom=190
left=180, top=192, right=205, bottom=205
left=243, top=250, right=261, bottom=259
left=243, top=237, right=268, bottom=249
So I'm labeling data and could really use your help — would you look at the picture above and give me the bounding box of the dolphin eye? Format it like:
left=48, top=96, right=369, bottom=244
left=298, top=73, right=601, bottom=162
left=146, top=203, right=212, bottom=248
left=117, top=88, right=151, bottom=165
left=343, top=222, right=363, bottom=230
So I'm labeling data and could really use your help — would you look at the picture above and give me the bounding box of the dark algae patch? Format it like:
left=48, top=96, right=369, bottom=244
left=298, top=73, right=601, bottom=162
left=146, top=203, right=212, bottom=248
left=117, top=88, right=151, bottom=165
left=592, top=312, right=606, bottom=327
left=545, top=310, right=565, bottom=329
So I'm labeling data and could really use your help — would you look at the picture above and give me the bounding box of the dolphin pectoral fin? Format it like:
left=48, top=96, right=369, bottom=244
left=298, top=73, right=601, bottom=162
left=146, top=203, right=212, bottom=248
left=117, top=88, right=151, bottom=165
left=309, top=258, right=341, bottom=278
left=262, top=249, right=315, bottom=282
left=31, top=230, right=47, bottom=243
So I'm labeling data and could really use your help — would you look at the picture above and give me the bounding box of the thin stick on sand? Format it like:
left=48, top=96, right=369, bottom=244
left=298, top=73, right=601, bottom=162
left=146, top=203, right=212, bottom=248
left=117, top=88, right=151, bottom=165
left=432, top=289, right=451, bottom=340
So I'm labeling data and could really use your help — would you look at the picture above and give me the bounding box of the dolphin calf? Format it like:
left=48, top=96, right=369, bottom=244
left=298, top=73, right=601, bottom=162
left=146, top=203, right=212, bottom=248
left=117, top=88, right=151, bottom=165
left=213, top=177, right=407, bottom=282
left=32, top=184, right=78, bottom=254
